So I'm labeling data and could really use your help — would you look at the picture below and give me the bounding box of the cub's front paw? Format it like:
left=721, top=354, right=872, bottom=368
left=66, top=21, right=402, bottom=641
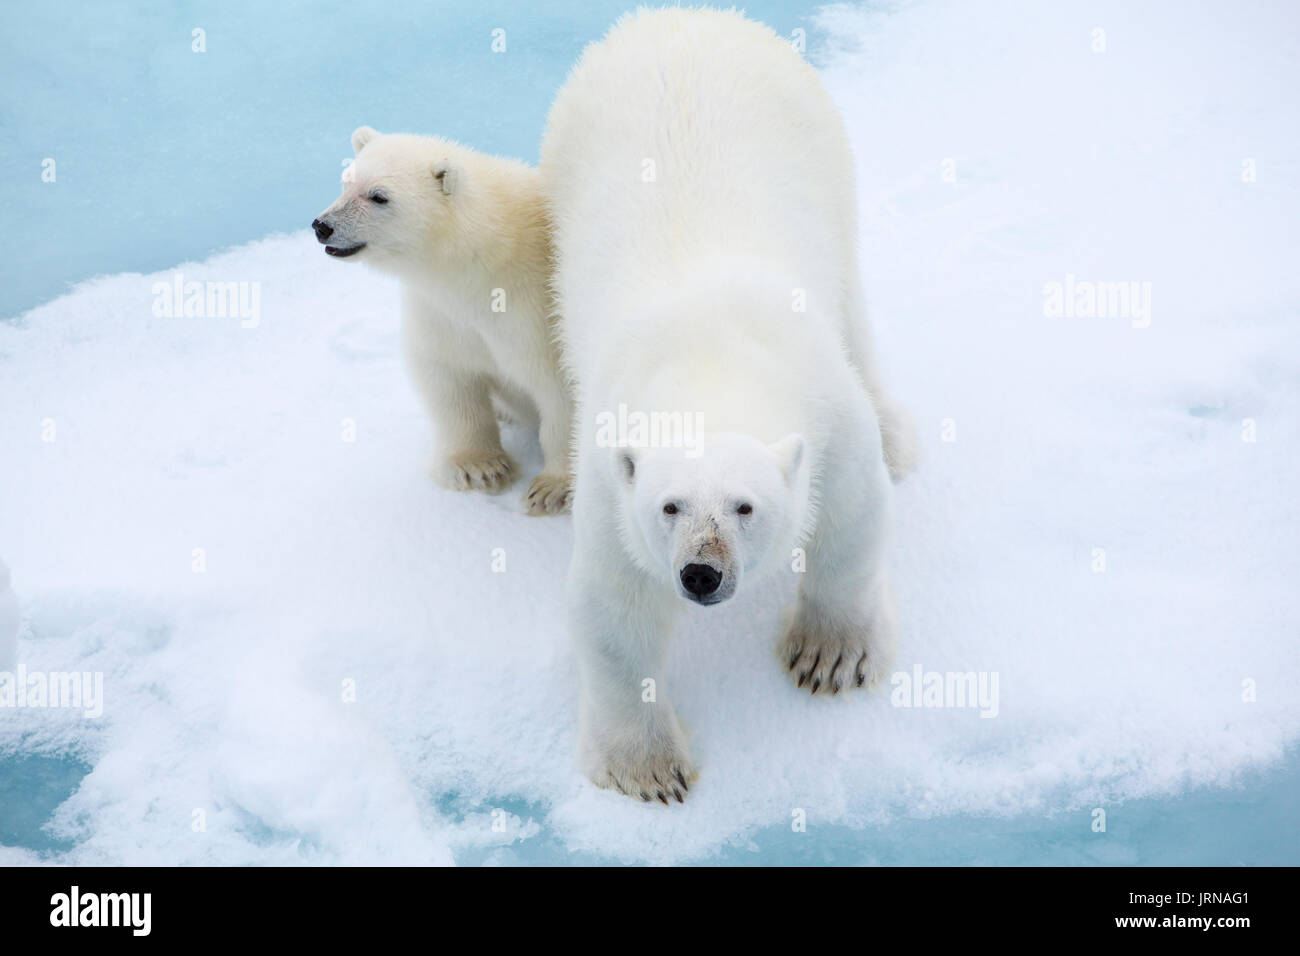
left=523, top=472, right=573, bottom=516
left=435, top=452, right=516, bottom=494
left=778, top=597, right=895, bottom=695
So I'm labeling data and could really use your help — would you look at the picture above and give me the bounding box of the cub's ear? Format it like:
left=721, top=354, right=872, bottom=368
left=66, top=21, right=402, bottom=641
left=770, top=433, right=805, bottom=484
left=613, top=447, right=638, bottom=487
left=433, top=160, right=458, bottom=196
left=351, top=126, right=378, bottom=155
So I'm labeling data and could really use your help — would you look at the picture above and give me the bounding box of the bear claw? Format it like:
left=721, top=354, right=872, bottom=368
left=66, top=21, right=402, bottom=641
left=780, top=616, right=887, bottom=696
left=594, top=753, right=697, bottom=805
left=523, top=472, right=573, bottom=516
left=436, top=452, right=516, bottom=494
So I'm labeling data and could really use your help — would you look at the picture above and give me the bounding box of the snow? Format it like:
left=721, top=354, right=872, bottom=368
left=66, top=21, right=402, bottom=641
left=1, top=0, right=1297, bottom=864
left=0, top=562, right=18, bottom=673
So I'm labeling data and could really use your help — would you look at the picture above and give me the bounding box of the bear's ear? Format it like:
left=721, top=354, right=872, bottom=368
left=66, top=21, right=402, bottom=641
left=351, top=126, right=378, bottom=155
left=433, top=160, right=458, bottom=196
left=614, top=447, right=638, bottom=486
left=770, top=433, right=805, bottom=485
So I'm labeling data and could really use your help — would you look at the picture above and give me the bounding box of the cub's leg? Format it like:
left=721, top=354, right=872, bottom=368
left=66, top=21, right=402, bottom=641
left=519, top=372, right=573, bottom=515
left=485, top=327, right=574, bottom=515
left=402, top=295, right=515, bottom=493
left=524, top=380, right=575, bottom=516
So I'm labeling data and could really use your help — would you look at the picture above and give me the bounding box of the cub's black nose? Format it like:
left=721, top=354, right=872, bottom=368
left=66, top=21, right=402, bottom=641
left=312, top=218, right=333, bottom=243
left=680, top=563, right=722, bottom=598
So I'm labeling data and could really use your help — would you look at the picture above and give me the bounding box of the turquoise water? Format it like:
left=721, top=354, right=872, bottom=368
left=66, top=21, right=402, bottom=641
left=0, top=754, right=91, bottom=854
left=4, top=750, right=1295, bottom=864
left=450, top=757, right=1300, bottom=865
left=0, top=0, right=825, bottom=319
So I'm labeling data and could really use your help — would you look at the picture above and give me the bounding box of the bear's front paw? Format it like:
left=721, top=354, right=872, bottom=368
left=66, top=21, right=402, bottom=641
left=523, top=472, right=573, bottom=516
left=589, top=740, right=697, bottom=805
left=778, top=598, right=895, bottom=695
left=436, top=452, right=516, bottom=494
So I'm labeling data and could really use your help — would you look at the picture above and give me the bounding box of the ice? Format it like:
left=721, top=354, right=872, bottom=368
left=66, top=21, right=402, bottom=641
left=0, top=562, right=18, bottom=673
left=1, top=0, right=1297, bottom=864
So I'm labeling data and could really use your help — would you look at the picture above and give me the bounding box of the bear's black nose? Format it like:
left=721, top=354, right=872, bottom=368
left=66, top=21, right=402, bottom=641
left=312, top=218, right=333, bottom=243
left=680, top=563, right=722, bottom=598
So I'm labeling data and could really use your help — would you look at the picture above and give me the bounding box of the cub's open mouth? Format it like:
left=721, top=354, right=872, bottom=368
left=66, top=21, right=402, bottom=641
left=325, top=243, right=365, bottom=257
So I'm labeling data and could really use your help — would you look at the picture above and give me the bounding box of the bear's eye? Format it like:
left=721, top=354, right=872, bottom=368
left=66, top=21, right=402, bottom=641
left=737, top=503, right=753, bottom=516
left=663, top=503, right=678, bottom=516
left=369, top=192, right=388, bottom=204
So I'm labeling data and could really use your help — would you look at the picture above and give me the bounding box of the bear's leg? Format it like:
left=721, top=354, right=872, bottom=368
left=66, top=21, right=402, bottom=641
left=492, top=350, right=574, bottom=516
left=489, top=380, right=570, bottom=513
left=569, top=506, right=694, bottom=801
left=519, top=375, right=573, bottom=516
left=841, top=278, right=918, bottom=483
left=403, top=300, right=515, bottom=493
left=778, top=451, right=897, bottom=694
left=413, top=364, right=515, bottom=493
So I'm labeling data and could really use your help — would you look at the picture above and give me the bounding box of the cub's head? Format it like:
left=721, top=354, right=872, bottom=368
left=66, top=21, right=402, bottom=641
left=615, top=433, right=806, bottom=606
left=311, top=126, right=461, bottom=272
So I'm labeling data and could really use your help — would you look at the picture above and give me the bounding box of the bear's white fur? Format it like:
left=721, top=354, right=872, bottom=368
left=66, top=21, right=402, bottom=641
left=540, top=8, right=911, bottom=801
left=314, top=129, right=573, bottom=514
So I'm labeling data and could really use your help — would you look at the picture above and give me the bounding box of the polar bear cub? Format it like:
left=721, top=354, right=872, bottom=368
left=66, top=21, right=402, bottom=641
left=313, top=128, right=573, bottom=514
left=541, top=8, right=912, bottom=802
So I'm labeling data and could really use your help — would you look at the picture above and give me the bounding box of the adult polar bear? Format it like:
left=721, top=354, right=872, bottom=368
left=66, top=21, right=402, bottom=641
left=542, top=8, right=914, bottom=802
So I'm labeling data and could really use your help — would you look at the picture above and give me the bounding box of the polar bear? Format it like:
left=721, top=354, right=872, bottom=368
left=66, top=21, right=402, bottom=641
left=540, top=8, right=913, bottom=802
left=313, top=128, right=573, bottom=514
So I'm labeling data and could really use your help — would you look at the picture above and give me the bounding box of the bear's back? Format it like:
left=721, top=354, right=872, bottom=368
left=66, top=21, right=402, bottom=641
left=541, top=8, right=858, bottom=379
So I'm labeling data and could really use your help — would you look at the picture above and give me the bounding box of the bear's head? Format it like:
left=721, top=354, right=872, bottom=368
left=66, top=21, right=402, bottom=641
left=614, top=433, right=806, bottom=606
left=311, top=126, right=461, bottom=272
